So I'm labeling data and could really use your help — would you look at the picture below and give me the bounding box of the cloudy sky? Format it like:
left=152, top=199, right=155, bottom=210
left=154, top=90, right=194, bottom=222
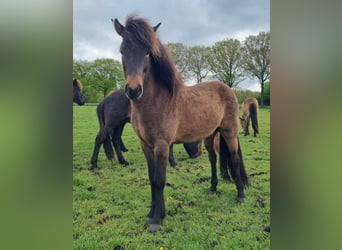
left=73, top=0, right=269, bottom=91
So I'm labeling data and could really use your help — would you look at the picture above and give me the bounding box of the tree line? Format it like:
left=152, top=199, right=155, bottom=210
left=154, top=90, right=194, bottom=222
left=73, top=31, right=270, bottom=106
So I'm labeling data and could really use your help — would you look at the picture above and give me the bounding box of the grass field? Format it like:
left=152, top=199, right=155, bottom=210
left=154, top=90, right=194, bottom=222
left=73, top=105, right=270, bottom=249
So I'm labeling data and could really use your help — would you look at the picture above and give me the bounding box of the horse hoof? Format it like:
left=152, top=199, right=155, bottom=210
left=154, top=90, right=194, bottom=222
left=120, top=161, right=130, bottom=166
left=169, top=161, right=177, bottom=167
left=89, top=166, right=99, bottom=171
left=237, top=197, right=245, bottom=203
left=149, top=224, right=160, bottom=232
left=190, top=153, right=200, bottom=158
left=170, top=164, right=179, bottom=170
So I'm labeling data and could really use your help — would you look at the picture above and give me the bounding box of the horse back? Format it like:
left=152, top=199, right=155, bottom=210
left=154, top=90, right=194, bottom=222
left=242, top=97, right=258, bottom=117
left=98, top=89, right=131, bottom=127
left=174, top=81, right=239, bottom=142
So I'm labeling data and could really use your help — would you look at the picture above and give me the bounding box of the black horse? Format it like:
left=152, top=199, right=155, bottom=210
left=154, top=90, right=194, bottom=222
left=73, top=79, right=86, bottom=105
left=90, top=89, right=200, bottom=170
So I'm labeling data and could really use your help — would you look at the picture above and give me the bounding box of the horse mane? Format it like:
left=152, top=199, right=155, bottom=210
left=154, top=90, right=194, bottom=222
left=73, top=78, right=83, bottom=90
left=124, top=15, right=183, bottom=95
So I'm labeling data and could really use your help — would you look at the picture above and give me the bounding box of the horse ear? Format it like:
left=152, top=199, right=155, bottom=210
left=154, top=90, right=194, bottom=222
left=153, top=22, right=161, bottom=32
left=113, top=18, right=124, bottom=36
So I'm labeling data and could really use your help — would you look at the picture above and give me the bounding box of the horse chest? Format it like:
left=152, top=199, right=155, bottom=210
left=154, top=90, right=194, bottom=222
left=131, top=106, right=175, bottom=142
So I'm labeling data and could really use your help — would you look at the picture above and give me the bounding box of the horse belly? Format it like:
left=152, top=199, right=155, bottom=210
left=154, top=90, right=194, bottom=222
left=175, top=111, right=221, bottom=142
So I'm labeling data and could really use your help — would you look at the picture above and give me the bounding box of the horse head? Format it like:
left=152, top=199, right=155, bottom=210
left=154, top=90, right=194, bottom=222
left=73, top=79, right=86, bottom=105
left=113, top=16, right=161, bottom=100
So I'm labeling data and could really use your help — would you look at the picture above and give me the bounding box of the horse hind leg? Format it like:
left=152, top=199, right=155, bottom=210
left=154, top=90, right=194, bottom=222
left=90, top=128, right=114, bottom=170
left=204, top=134, right=218, bottom=193
left=220, top=132, right=249, bottom=202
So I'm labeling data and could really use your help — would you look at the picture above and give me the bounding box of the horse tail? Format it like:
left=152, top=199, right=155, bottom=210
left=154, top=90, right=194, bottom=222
left=96, top=102, right=105, bottom=129
left=219, top=135, right=249, bottom=187
left=249, top=103, right=259, bottom=134
left=219, top=135, right=232, bottom=181
left=97, top=102, right=115, bottom=160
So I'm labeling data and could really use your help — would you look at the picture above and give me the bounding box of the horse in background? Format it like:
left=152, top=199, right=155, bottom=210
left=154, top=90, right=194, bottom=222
left=90, top=89, right=201, bottom=170
left=90, top=89, right=130, bottom=168
left=114, top=15, right=248, bottom=232
left=240, top=97, right=259, bottom=137
left=73, top=79, right=86, bottom=105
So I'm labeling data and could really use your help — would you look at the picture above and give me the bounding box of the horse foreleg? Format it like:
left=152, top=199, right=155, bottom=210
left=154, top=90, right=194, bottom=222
left=141, top=143, right=158, bottom=226
left=112, top=124, right=129, bottom=166
left=117, top=122, right=129, bottom=152
left=148, top=141, right=168, bottom=232
left=90, top=129, right=112, bottom=170
left=245, top=117, right=250, bottom=136
left=204, top=134, right=218, bottom=193
left=168, top=143, right=177, bottom=167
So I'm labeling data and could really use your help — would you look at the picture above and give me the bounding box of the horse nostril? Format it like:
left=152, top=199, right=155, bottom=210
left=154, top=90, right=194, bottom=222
left=125, top=84, right=130, bottom=93
left=136, top=85, right=142, bottom=93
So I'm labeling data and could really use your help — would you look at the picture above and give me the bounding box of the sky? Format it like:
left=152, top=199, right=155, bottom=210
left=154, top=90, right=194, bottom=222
left=73, top=0, right=269, bottom=91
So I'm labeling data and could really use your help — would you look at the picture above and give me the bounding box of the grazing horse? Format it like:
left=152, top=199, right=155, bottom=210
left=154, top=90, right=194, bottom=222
left=73, top=78, right=86, bottom=105
left=113, top=15, right=248, bottom=232
left=90, top=89, right=201, bottom=170
left=240, top=97, right=259, bottom=137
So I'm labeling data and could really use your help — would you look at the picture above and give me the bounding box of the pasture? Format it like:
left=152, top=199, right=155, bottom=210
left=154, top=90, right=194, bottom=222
left=73, top=105, right=270, bottom=249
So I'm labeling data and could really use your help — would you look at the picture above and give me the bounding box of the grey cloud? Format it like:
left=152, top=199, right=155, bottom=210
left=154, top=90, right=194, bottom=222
left=73, top=0, right=269, bottom=89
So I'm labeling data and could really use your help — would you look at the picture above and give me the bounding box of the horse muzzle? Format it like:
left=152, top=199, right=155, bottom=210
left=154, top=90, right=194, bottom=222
left=125, top=84, right=143, bottom=100
left=74, top=97, right=86, bottom=106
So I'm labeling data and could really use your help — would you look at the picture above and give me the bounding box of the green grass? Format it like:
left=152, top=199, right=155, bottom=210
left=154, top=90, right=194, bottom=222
left=73, top=105, right=270, bottom=249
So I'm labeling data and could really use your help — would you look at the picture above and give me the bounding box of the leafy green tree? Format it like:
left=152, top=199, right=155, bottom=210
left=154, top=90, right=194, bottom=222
left=165, top=43, right=190, bottom=81
left=207, top=39, right=245, bottom=87
left=73, top=60, right=92, bottom=79
left=73, top=58, right=124, bottom=102
left=90, top=58, right=124, bottom=98
left=242, top=32, right=270, bottom=106
left=234, top=88, right=261, bottom=104
left=263, top=81, right=270, bottom=106
left=187, top=46, right=211, bottom=84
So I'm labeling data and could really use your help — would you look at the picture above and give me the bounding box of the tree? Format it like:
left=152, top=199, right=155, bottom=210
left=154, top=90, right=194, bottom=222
left=73, top=60, right=92, bottom=79
left=207, top=39, right=245, bottom=87
left=90, top=58, right=124, bottom=98
left=263, top=81, right=270, bottom=106
left=242, top=31, right=270, bottom=106
left=73, top=58, right=124, bottom=102
left=187, top=46, right=211, bottom=84
left=165, top=43, right=190, bottom=81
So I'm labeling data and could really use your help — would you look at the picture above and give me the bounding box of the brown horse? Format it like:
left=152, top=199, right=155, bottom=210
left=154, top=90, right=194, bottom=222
left=90, top=89, right=201, bottom=169
left=113, top=15, right=248, bottom=232
left=240, top=97, right=259, bottom=137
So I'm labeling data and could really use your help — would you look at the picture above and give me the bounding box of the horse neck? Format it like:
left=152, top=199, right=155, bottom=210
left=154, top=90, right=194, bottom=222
left=241, top=111, right=248, bottom=119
